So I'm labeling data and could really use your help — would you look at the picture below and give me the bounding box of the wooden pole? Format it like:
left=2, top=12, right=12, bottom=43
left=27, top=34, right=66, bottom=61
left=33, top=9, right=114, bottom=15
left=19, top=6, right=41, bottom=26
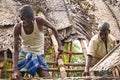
left=4, top=50, right=7, bottom=78
left=57, top=56, right=67, bottom=78
left=67, top=42, right=72, bottom=77
left=112, top=67, right=120, bottom=80
left=48, top=29, right=58, bottom=77
left=48, top=29, right=67, bottom=78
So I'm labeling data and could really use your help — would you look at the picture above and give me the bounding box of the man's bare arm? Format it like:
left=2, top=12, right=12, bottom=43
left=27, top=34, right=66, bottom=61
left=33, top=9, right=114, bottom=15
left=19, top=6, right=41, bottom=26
left=13, top=23, right=21, bottom=71
left=83, top=55, right=93, bottom=76
left=37, top=17, right=62, bottom=50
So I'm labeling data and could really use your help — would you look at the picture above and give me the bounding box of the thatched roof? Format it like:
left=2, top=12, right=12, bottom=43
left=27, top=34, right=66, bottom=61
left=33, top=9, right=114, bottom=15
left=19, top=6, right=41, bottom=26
left=0, top=0, right=97, bottom=53
left=0, top=0, right=19, bottom=26
left=90, top=43, right=120, bottom=72
left=0, top=0, right=20, bottom=51
left=38, top=0, right=97, bottom=41
left=0, top=27, right=13, bottom=51
left=42, top=0, right=72, bottom=30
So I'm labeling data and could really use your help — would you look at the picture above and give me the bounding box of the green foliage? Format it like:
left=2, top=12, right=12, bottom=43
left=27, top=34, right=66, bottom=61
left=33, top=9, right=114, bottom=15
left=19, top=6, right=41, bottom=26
left=63, top=40, right=85, bottom=63
left=62, top=40, right=85, bottom=77
left=72, top=40, right=82, bottom=52
left=69, top=72, right=82, bottom=77
left=1, top=62, right=12, bottom=78
left=48, top=46, right=54, bottom=53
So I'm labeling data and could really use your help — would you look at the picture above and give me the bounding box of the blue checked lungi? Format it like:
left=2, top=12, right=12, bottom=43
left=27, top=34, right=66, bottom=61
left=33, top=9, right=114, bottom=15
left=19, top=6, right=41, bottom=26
left=18, top=50, right=49, bottom=76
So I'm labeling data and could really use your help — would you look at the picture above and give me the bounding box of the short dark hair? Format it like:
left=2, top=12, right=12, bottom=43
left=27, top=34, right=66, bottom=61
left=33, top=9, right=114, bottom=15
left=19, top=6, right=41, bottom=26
left=19, top=5, right=34, bottom=20
left=98, top=22, right=110, bottom=31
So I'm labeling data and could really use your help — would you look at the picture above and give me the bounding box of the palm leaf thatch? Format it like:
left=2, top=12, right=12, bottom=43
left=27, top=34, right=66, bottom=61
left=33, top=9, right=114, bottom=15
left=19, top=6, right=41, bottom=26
left=32, top=0, right=97, bottom=42
left=0, top=0, right=97, bottom=54
left=0, top=0, right=97, bottom=50
left=0, top=0, right=20, bottom=51
left=0, top=0, right=18, bottom=26
left=0, top=27, right=13, bottom=51
left=0, top=0, right=21, bottom=60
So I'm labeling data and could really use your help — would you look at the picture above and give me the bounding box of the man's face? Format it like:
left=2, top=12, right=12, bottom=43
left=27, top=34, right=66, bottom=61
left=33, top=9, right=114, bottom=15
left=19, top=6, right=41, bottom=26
left=20, top=14, right=34, bottom=23
left=22, top=16, right=34, bottom=25
left=99, top=29, right=109, bottom=42
left=25, top=18, right=34, bottom=23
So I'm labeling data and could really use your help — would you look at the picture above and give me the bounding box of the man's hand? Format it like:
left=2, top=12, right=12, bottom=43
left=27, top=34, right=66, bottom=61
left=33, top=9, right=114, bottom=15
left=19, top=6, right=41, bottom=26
left=82, top=71, right=90, bottom=76
left=57, top=47, right=63, bottom=57
left=12, top=70, right=23, bottom=80
left=82, top=66, right=90, bottom=76
left=82, top=55, right=93, bottom=76
left=58, top=47, right=63, bottom=54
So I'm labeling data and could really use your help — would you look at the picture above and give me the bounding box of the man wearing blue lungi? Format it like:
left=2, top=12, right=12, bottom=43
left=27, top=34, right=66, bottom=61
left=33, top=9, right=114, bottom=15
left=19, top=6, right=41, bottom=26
left=12, top=5, right=63, bottom=80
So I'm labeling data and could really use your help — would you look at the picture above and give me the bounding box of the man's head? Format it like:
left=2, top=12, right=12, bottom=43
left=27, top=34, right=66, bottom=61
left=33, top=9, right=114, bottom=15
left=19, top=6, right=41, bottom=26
left=98, top=22, right=110, bottom=31
left=19, top=5, right=34, bottom=21
left=98, top=22, right=110, bottom=42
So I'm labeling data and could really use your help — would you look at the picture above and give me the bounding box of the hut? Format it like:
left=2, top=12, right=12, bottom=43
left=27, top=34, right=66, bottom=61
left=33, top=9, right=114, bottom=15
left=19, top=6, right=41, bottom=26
left=29, top=0, right=97, bottom=78
left=0, top=0, right=21, bottom=78
left=0, top=0, right=102, bottom=79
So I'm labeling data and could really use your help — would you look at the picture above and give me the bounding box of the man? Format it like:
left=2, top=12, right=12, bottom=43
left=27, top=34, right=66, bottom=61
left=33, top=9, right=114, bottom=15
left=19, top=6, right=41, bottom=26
left=83, top=22, right=116, bottom=76
left=12, top=5, right=63, bottom=79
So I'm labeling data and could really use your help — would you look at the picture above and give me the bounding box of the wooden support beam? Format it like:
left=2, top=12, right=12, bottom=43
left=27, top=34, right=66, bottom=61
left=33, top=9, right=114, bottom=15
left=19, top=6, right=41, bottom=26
left=0, top=70, right=1, bottom=78
left=0, top=68, right=84, bottom=73
left=49, top=68, right=84, bottom=72
left=45, top=51, right=84, bottom=55
left=67, top=42, right=72, bottom=76
left=0, top=77, right=118, bottom=80
left=112, top=67, right=120, bottom=80
left=4, top=50, right=7, bottom=78
left=64, top=51, right=83, bottom=55
left=48, top=29, right=67, bottom=78
left=57, top=58, right=67, bottom=78
left=47, top=62, right=85, bottom=67
left=0, top=49, right=13, bottom=78
left=48, top=29, right=58, bottom=77
left=65, top=63, right=85, bottom=66
left=0, top=58, right=12, bottom=62
left=0, top=62, right=4, bottom=68
left=66, top=69, right=84, bottom=72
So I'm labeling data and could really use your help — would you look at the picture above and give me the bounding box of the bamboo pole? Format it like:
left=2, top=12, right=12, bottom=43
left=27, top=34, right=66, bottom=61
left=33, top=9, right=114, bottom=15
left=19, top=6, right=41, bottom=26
left=48, top=29, right=58, bottom=77
left=47, top=62, right=85, bottom=66
left=0, top=70, right=1, bottom=78
left=67, top=42, right=72, bottom=76
left=0, top=68, right=84, bottom=73
left=112, top=67, right=120, bottom=80
left=45, top=51, right=84, bottom=55
left=57, top=57, right=67, bottom=78
left=4, top=50, right=7, bottom=78
left=0, top=77, right=118, bottom=80
left=48, top=29, right=67, bottom=78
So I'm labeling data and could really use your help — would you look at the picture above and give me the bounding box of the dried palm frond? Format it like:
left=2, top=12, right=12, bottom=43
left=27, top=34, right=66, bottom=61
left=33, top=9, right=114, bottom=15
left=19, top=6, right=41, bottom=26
left=91, top=43, right=120, bottom=72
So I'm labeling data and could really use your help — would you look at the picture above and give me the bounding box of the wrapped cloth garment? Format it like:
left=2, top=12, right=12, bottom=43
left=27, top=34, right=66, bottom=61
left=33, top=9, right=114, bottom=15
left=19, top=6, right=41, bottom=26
left=18, top=50, right=49, bottom=76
